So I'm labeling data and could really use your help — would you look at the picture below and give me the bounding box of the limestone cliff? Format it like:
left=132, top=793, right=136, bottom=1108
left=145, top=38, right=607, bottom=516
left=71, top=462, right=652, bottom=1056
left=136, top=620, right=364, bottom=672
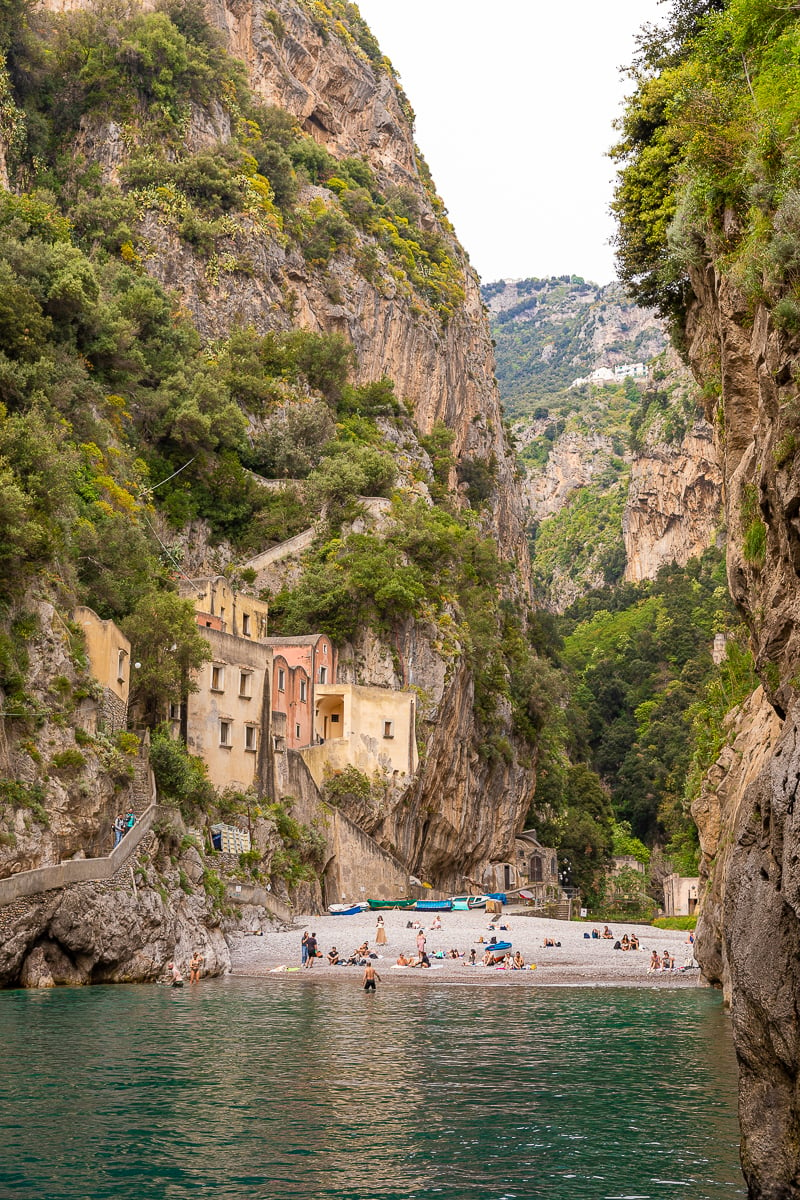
left=683, top=264, right=800, bottom=1194
left=622, top=418, right=723, bottom=582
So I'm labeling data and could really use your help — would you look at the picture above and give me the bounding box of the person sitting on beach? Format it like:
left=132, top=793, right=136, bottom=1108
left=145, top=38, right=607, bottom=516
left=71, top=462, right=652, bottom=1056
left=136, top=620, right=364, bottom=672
left=602, top=926, right=613, bottom=939
left=327, top=947, right=339, bottom=965
left=484, top=948, right=507, bottom=966
left=430, top=915, right=442, bottom=931
left=469, top=948, right=477, bottom=965
left=591, top=928, right=600, bottom=939
left=396, top=953, right=411, bottom=966
left=448, top=948, right=459, bottom=959
left=511, top=951, right=525, bottom=970
left=648, top=950, right=662, bottom=973
left=630, top=933, right=640, bottom=950
left=543, top=937, right=556, bottom=947
left=662, top=949, right=674, bottom=971
left=411, top=951, right=430, bottom=968
left=621, top=934, right=630, bottom=950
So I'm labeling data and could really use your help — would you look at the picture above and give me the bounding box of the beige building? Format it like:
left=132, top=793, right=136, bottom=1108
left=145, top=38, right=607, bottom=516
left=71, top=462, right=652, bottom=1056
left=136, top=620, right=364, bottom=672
left=173, top=627, right=271, bottom=792
left=179, top=576, right=269, bottom=642
left=663, top=873, right=699, bottom=917
left=73, top=606, right=131, bottom=733
left=298, top=683, right=418, bottom=788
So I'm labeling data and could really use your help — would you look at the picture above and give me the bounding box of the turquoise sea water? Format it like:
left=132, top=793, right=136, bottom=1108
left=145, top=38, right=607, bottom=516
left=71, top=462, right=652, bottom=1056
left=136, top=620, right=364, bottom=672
left=0, top=980, right=744, bottom=1199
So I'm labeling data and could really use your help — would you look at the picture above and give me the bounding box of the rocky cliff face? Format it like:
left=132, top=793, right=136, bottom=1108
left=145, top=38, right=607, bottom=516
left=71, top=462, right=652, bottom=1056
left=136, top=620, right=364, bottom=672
left=623, top=418, right=723, bottom=582
left=684, top=262, right=800, bottom=1195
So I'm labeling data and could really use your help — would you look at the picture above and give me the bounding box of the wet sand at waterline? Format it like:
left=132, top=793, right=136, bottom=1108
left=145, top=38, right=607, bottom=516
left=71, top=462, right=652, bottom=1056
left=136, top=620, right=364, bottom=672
left=229, top=909, right=701, bottom=986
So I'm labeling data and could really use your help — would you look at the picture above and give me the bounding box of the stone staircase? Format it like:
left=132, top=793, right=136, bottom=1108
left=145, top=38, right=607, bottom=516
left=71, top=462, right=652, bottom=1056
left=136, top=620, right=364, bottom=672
left=0, top=803, right=162, bottom=907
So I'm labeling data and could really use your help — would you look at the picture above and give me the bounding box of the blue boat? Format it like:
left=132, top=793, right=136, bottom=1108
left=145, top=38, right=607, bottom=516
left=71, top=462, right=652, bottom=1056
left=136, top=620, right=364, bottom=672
left=482, top=940, right=512, bottom=955
left=414, top=899, right=453, bottom=912
left=328, top=903, right=367, bottom=915
left=486, top=892, right=507, bottom=904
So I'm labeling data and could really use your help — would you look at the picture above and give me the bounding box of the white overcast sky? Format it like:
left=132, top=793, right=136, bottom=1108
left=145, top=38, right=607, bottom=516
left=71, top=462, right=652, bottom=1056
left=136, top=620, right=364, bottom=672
left=356, top=0, right=665, bottom=286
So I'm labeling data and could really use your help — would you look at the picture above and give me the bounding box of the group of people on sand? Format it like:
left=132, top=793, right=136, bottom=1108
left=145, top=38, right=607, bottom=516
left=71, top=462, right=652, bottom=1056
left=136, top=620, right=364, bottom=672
left=587, top=927, right=640, bottom=950
left=649, top=949, right=677, bottom=972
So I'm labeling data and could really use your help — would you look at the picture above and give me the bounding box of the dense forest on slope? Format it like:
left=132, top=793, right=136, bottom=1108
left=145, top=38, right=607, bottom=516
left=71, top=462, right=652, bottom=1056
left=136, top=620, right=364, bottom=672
left=483, top=273, right=728, bottom=899
left=525, top=549, right=751, bottom=902
left=483, top=275, right=665, bottom=418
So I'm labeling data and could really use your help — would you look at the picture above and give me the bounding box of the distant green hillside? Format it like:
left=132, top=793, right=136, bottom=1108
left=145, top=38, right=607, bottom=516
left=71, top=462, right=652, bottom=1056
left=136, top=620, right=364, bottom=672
left=482, top=275, right=665, bottom=418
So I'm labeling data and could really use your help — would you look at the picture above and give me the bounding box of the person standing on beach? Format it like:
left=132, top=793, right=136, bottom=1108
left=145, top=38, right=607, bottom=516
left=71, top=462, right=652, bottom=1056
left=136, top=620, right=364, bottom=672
left=363, top=962, right=381, bottom=992
left=416, top=929, right=426, bottom=958
left=305, top=931, right=318, bottom=967
left=375, top=915, right=387, bottom=945
left=301, top=930, right=309, bottom=967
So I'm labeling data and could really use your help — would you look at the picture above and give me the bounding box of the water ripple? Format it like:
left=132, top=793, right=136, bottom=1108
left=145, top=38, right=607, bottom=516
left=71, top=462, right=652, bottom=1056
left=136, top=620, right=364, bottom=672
left=0, top=981, right=744, bottom=1199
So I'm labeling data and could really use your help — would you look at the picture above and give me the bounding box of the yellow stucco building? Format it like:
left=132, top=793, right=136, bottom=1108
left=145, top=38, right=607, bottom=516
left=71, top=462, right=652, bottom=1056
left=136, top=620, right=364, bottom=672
left=299, top=683, right=418, bottom=787
left=73, top=605, right=131, bottom=733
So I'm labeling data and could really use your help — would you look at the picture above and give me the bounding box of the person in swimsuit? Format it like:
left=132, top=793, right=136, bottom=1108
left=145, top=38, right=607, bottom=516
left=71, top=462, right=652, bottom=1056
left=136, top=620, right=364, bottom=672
left=167, top=961, right=183, bottom=988
left=363, top=962, right=381, bottom=992
left=189, top=951, right=204, bottom=983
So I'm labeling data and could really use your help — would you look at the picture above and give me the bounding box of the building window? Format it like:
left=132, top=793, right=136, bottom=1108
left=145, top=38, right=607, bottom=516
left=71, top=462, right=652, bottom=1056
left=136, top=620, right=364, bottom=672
left=530, top=855, right=543, bottom=883
left=300, top=679, right=307, bottom=703
left=331, top=713, right=340, bottom=725
left=211, top=665, right=224, bottom=692
left=278, top=668, right=286, bottom=692
left=319, top=666, right=327, bottom=684
left=322, top=642, right=328, bottom=655
left=242, top=613, right=251, bottom=637
left=117, top=649, right=127, bottom=683
left=239, top=671, right=252, bottom=699
left=169, top=702, right=182, bottom=721
left=245, top=725, right=258, bottom=752
left=219, top=720, right=232, bottom=747
left=383, top=720, right=394, bottom=739
left=295, top=723, right=301, bottom=740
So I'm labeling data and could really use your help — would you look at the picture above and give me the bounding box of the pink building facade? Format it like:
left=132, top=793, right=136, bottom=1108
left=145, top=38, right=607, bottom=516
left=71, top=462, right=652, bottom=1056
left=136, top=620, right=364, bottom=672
left=264, top=634, right=337, bottom=751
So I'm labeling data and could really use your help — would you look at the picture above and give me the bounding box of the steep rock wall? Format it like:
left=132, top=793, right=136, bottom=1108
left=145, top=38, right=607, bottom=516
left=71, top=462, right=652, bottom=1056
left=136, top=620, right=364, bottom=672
left=685, top=262, right=800, bottom=1195
left=623, top=419, right=723, bottom=582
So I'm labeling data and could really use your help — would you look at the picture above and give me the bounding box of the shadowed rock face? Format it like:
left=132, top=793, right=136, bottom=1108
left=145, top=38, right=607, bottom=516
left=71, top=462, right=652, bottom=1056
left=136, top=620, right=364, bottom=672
left=685, top=257, right=800, bottom=1195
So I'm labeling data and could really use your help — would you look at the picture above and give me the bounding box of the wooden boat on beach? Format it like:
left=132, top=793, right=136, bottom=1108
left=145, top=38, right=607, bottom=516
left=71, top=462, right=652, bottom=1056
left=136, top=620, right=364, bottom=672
left=415, top=899, right=453, bottom=912
left=451, top=896, right=488, bottom=910
left=366, top=898, right=415, bottom=910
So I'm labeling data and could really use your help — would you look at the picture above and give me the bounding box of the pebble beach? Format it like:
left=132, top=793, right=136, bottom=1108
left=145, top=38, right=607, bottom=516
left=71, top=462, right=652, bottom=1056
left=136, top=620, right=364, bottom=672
left=229, top=908, right=701, bottom=987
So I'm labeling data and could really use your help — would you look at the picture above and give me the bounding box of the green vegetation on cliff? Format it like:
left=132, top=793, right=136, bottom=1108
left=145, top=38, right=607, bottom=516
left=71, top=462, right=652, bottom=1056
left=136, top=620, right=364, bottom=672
left=528, top=549, right=744, bottom=892
left=0, top=0, right=549, bottom=839
left=612, top=0, right=800, bottom=334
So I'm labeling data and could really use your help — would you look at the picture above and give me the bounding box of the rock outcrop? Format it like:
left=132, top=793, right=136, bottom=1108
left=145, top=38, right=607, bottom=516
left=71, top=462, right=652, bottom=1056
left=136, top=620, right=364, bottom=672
left=623, top=419, right=723, bottom=581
